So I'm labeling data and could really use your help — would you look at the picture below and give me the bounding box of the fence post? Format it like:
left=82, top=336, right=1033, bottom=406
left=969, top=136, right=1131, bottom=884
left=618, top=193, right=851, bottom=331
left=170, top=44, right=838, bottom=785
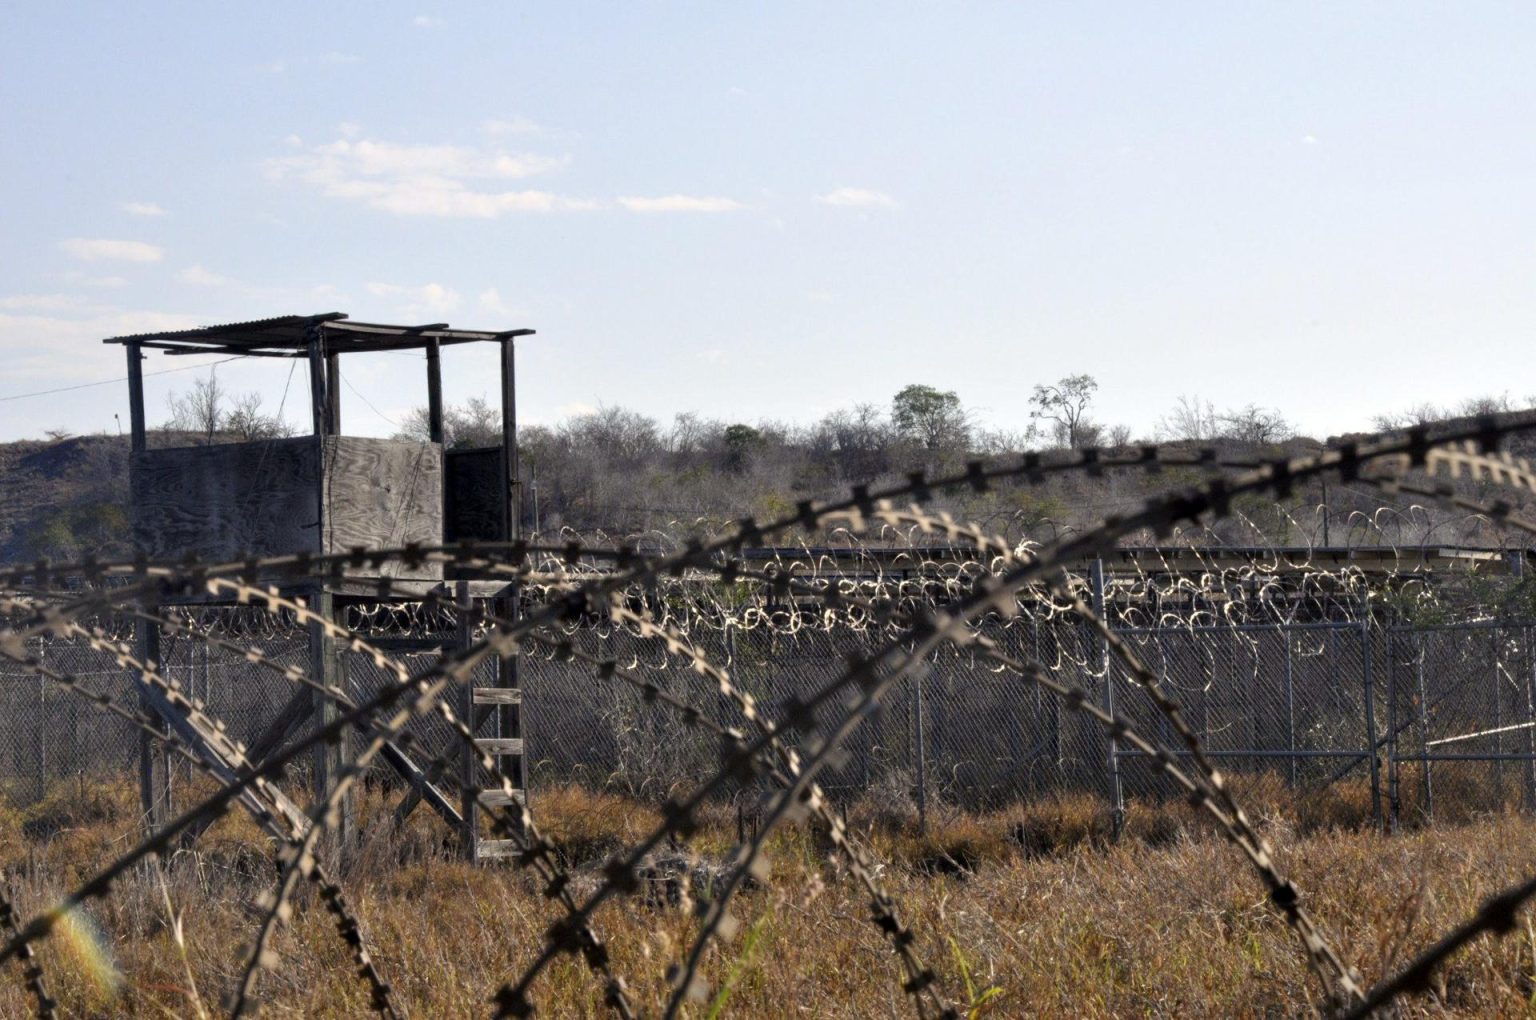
left=1284, top=630, right=1297, bottom=788
left=913, top=653, right=927, bottom=833
left=1361, top=606, right=1383, bottom=829
left=1386, top=627, right=1399, bottom=831
left=1416, top=633, right=1434, bottom=823
left=1092, top=559, right=1125, bottom=838
left=1524, top=625, right=1536, bottom=814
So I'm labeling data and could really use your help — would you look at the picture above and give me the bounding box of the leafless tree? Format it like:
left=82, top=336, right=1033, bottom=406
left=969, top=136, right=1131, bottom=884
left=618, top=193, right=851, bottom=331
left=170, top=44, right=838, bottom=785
left=226, top=393, right=294, bottom=442
left=396, top=395, right=502, bottom=448
left=1159, top=395, right=1219, bottom=441
left=167, top=374, right=227, bottom=443
left=1218, top=404, right=1292, bottom=446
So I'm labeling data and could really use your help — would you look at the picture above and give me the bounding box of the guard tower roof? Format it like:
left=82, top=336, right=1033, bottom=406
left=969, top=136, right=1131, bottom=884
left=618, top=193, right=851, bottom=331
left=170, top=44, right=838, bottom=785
left=102, top=312, right=534, bottom=357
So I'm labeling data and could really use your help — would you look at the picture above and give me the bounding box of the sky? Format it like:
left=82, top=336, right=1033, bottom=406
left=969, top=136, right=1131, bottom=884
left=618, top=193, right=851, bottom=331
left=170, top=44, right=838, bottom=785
left=1, top=2, right=1534, bottom=443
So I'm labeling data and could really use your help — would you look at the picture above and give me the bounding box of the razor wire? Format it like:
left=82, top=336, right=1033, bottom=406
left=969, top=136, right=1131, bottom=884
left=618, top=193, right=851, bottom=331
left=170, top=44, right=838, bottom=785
left=4, top=415, right=1536, bottom=1016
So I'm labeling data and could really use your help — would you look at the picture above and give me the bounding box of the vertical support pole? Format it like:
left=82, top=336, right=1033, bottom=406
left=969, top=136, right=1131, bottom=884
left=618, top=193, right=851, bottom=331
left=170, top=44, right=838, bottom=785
left=1362, top=605, right=1383, bottom=829
left=1386, top=627, right=1399, bottom=831
left=135, top=616, right=172, bottom=829
left=497, top=337, right=524, bottom=816
left=1284, top=629, right=1297, bottom=788
left=1493, top=629, right=1506, bottom=807
left=126, top=343, right=147, bottom=454
left=425, top=338, right=444, bottom=445
left=308, top=587, right=353, bottom=849
left=324, top=350, right=342, bottom=436
left=126, top=342, right=172, bottom=828
left=1093, top=558, right=1125, bottom=838
left=1416, top=634, right=1434, bottom=823
left=307, top=326, right=328, bottom=439
left=913, top=656, right=927, bottom=834
left=499, top=336, right=520, bottom=541
left=1524, top=625, right=1536, bottom=814
left=456, top=580, right=477, bottom=859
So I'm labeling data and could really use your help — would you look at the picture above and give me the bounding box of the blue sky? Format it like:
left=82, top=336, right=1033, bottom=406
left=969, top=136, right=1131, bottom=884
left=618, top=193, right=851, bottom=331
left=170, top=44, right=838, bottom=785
left=1, top=2, right=1532, bottom=443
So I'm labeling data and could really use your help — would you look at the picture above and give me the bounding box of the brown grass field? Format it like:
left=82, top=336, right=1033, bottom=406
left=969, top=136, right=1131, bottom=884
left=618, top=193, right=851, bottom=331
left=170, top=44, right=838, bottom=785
left=4, top=777, right=1536, bottom=1018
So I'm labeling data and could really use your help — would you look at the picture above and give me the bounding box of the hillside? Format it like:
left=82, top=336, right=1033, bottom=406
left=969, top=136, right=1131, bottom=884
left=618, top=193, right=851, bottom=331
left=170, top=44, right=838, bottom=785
left=0, top=419, right=1530, bottom=566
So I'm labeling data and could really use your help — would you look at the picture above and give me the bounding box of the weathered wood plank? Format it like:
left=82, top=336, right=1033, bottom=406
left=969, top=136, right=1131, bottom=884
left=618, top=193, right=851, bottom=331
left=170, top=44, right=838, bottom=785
left=131, top=438, right=321, bottom=562
left=473, top=737, right=523, bottom=756
left=472, top=688, right=521, bottom=705
left=321, top=437, right=443, bottom=581
left=474, top=789, right=525, bottom=808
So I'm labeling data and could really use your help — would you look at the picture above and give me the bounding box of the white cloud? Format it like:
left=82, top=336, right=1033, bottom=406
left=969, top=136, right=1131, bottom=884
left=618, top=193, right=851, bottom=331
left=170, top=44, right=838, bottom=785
left=319, top=51, right=360, bottom=65
left=121, top=201, right=166, bottom=217
left=338, top=121, right=363, bottom=139
left=58, top=238, right=164, bottom=263
left=259, top=59, right=286, bottom=75
left=817, top=187, right=897, bottom=209
left=266, top=135, right=594, bottom=218
left=617, top=195, right=742, bottom=213
left=556, top=401, right=598, bottom=418
left=413, top=14, right=442, bottom=27
left=1302, top=134, right=1319, bottom=145
left=0, top=308, right=202, bottom=383
left=478, top=288, right=521, bottom=317
left=365, top=281, right=462, bottom=317
left=483, top=116, right=540, bottom=136
left=178, top=265, right=231, bottom=287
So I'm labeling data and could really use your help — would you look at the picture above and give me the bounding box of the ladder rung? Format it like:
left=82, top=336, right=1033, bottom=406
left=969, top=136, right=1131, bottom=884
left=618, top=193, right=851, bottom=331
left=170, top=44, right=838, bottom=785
left=472, top=687, right=522, bottom=705
left=474, top=737, right=523, bottom=756
left=474, top=838, right=520, bottom=859
left=475, top=788, right=526, bottom=808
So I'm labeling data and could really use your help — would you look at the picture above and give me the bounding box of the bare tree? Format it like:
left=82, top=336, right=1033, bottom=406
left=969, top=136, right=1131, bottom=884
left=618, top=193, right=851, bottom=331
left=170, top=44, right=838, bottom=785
left=167, top=374, right=226, bottom=443
left=226, top=393, right=294, bottom=442
left=1159, top=395, right=1219, bottom=441
left=1029, top=374, right=1098, bottom=448
left=1372, top=402, right=1449, bottom=431
left=1218, top=404, right=1292, bottom=446
left=397, top=395, right=503, bottom=449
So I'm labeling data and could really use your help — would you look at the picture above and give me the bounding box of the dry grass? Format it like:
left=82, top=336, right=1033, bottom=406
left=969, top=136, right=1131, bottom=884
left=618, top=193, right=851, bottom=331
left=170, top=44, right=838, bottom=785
left=4, top=779, right=1536, bottom=1018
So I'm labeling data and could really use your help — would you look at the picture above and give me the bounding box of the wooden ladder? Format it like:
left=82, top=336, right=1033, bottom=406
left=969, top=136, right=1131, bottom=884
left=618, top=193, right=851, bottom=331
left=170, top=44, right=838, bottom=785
left=455, top=583, right=526, bottom=861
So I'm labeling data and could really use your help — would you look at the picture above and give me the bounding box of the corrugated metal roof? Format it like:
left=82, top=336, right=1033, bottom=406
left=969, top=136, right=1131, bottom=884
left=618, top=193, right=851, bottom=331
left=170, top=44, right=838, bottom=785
left=102, top=312, right=533, bottom=355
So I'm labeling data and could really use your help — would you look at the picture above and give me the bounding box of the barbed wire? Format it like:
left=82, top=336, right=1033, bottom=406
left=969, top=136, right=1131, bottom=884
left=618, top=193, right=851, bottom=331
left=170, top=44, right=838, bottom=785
left=3, top=414, right=1536, bottom=1015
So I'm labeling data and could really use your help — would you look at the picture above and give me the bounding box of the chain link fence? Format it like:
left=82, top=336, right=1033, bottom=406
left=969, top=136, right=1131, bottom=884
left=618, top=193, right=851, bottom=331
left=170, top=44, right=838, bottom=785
left=5, top=605, right=1536, bottom=830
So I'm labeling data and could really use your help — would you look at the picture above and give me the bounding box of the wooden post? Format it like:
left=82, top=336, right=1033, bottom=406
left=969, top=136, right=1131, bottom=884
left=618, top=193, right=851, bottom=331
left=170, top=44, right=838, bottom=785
left=307, top=326, right=328, bottom=439
left=1093, top=558, right=1125, bottom=838
left=497, top=337, right=524, bottom=811
left=126, top=343, right=147, bottom=454
left=324, top=350, right=342, bottom=436
left=308, top=587, right=353, bottom=848
left=425, top=338, right=444, bottom=444
left=126, top=342, right=173, bottom=829
left=499, top=337, right=519, bottom=540
left=456, top=580, right=478, bottom=859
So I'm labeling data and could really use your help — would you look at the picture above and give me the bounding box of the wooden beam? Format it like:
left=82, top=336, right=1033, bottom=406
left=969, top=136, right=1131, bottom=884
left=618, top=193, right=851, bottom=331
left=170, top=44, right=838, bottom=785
left=308, top=587, right=354, bottom=848
left=500, top=336, right=518, bottom=541
left=325, top=350, right=342, bottom=435
left=306, top=325, right=327, bottom=439
left=426, top=338, right=444, bottom=444
left=125, top=343, right=147, bottom=454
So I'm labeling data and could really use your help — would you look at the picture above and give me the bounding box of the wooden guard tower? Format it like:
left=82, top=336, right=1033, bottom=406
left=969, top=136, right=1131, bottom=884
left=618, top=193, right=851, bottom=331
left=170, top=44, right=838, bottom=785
left=104, top=312, right=533, bottom=860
